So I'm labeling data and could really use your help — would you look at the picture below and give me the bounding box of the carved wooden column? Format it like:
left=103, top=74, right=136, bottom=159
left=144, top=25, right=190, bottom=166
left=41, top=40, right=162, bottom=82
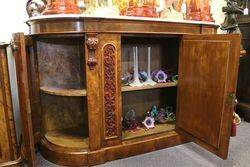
left=85, top=34, right=102, bottom=151
left=99, top=34, right=121, bottom=147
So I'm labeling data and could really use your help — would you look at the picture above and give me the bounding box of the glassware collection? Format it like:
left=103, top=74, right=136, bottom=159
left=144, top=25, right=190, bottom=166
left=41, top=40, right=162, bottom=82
left=122, top=46, right=177, bottom=133
left=27, top=0, right=215, bottom=22
left=121, top=46, right=178, bottom=87
left=122, top=105, right=176, bottom=131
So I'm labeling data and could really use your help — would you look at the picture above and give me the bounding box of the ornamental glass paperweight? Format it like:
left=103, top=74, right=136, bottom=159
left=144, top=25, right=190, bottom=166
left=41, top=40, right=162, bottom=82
left=42, top=0, right=79, bottom=15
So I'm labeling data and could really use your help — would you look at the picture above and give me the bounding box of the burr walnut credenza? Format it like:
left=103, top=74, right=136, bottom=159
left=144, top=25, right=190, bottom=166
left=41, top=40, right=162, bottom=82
left=9, top=16, right=241, bottom=166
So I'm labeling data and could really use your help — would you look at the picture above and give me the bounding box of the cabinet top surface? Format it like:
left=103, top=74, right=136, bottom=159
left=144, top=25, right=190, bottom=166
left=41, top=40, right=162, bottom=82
left=26, top=14, right=219, bottom=35
left=27, top=14, right=219, bottom=27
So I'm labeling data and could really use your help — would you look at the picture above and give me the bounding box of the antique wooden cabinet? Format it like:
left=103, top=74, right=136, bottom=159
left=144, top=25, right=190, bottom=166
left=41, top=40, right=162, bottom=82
left=0, top=43, right=22, bottom=166
left=11, top=16, right=241, bottom=167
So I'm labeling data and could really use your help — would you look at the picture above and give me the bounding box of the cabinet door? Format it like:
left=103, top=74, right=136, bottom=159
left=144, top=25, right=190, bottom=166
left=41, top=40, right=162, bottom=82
left=176, top=34, right=241, bottom=159
left=0, top=44, right=18, bottom=163
left=12, top=33, right=36, bottom=166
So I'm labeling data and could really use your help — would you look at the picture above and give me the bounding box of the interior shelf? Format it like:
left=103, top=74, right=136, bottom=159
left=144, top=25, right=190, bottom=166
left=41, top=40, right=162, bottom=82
left=45, top=127, right=89, bottom=149
left=122, top=82, right=177, bottom=92
left=122, top=123, right=175, bottom=140
left=40, top=86, right=87, bottom=97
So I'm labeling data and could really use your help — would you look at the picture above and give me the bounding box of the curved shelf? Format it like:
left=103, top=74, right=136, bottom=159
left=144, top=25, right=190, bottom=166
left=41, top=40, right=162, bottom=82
left=40, top=136, right=88, bottom=166
left=40, top=86, right=87, bottom=97
left=122, top=82, right=177, bottom=92
left=44, top=127, right=89, bottom=149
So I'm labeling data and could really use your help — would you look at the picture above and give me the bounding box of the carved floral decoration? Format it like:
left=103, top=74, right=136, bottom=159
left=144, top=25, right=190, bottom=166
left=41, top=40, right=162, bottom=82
left=103, top=44, right=117, bottom=138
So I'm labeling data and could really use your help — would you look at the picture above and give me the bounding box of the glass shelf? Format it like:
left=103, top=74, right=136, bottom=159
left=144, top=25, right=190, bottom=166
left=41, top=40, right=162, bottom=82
left=122, top=82, right=177, bottom=92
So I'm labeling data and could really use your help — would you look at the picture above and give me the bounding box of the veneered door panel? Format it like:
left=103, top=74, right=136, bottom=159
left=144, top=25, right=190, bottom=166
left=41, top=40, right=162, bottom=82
left=12, top=33, right=36, bottom=166
left=177, top=34, right=241, bottom=159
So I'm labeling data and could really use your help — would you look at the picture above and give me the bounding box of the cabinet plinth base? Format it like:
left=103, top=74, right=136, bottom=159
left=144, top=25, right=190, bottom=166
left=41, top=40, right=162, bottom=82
left=40, top=130, right=187, bottom=166
left=40, top=137, right=88, bottom=167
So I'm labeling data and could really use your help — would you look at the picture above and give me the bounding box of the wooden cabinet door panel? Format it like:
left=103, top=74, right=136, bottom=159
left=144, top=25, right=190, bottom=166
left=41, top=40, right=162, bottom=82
left=177, top=34, right=241, bottom=159
left=0, top=44, right=18, bottom=163
left=12, top=33, right=36, bottom=166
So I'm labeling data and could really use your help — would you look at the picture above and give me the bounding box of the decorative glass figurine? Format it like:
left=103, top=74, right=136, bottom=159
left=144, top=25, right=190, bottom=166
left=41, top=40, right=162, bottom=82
left=172, top=75, right=178, bottom=83
left=122, top=109, right=140, bottom=131
left=125, top=0, right=159, bottom=17
left=83, top=0, right=120, bottom=16
left=130, top=46, right=144, bottom=87
left=121, top=72, right=133, bottom=85
left=156, top=108, right=168, bottom=123
left=113, top=0, right=129, bottom=15
left=26, top=0, right=47, bottom=17
left=150, top=105, right=159, bottom=118
left=142, top=116, right=155, bottom=130
left=139, top=71, right=148, bottom=82
left=143, top=47, right=157, bottom=86
left=186, top=0, right=214, bottom=22
left=152, top=70, right=168, bottom=83
left=42, top=0, right=79, bottom=15
left=159, top=0, right=184, bottom=20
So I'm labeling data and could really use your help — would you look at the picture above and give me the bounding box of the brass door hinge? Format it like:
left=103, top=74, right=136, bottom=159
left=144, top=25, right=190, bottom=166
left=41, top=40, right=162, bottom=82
left=226, top=93, right=236, bottom=106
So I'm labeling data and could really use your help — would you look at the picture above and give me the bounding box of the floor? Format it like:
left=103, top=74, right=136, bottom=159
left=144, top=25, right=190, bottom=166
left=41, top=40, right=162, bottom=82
left=36, top=121, right=250, bottom=167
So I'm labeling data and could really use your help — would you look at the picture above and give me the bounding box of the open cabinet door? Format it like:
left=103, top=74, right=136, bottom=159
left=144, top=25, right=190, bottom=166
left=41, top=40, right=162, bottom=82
left=12, top=33, right=36, bottom=166
left=176, top=34, right=241, bottom=159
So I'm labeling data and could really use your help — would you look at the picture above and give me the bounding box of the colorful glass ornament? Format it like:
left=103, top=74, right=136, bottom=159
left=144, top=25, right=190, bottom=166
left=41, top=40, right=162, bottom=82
left=172, top=75, right=178, bottom=83
left=122, top=109, right=140, bottom=131
left=186, top=0, right=214, bottom=22
left=121, top=72, right=133, bottom=85
left=83, top=0, right=120, bottom=16
left=139, top=71, right=148, bottom=82
left=113, top=0, right=129, bottom=15
left=155, top=108, right=168, bottom=123
left=152, top=70, right=168, bottom=83
left=142, top=116, right=155, bottom=130
left=150, top=105, right=158, bottom=118
left=42, top=0, right=79, bottom=15
left=125, top=0, right=159, bottom=17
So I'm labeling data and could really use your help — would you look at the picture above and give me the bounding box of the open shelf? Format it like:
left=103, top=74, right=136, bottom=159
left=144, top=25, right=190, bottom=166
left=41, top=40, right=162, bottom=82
left=45, top=127, right=89, bottom=149
left=122, top=82, right=177, bottom=92
left=40, top=86, right=87, bottom=97
left=123, top=123, right=175, bottom=140
left=121, top=36, right=179, bottom=142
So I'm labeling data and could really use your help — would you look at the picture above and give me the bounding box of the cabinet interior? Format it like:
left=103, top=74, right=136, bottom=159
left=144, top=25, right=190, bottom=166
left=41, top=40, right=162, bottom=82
left=36, top=37, right=89, bottom=149
left=121, top=36, right=180, bottom=140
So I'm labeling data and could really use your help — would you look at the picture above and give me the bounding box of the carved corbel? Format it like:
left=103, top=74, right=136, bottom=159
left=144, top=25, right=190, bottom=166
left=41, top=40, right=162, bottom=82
left=86, top=36, right=99, bottom=70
